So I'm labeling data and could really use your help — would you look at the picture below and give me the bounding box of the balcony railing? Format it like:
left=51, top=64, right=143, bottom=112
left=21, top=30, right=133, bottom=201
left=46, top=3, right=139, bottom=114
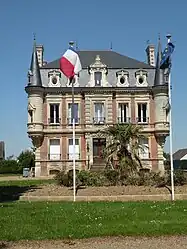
left=48, top=154, right=61, bottom=160
left=93, top=117, right=105, bottom=124
left=67, top=153, right=80, bottom=160
left=136, top=117, right=149, bottom=124
left=118, top=117, right=131, bottom=123
left=48, top=118, right=61, bottom=125
left=67, top=117, right=80, bottom=125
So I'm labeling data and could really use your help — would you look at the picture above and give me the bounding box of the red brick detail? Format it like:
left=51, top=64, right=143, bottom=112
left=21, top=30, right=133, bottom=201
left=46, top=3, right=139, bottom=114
left=61, top=96, right=66, bottom=125
left=112, top=95, right=116, bottom=123
left=62, top=136, right=67, bottom=160
left=40, top=136, right=48, bottom=161
left=81, top=95, right=85, bottom=127
left=131, top=96, right=136, bottom=123
left=81, top=135, right=86, bottom=170
left=43, top=100, right=47, bottom=125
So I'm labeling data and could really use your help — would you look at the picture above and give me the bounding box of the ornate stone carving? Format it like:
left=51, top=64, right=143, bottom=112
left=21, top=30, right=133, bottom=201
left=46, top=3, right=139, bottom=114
left=135, top=70, right=148, bottom=87
left=156, top=135, right=166, bottom=149
left=116, top=69, right=129, bottom=87
left=30, top=135, right=44, bottom=148
left=48, top=70, right=61, bottom=87
left=87, top=55, right=108, bottom=87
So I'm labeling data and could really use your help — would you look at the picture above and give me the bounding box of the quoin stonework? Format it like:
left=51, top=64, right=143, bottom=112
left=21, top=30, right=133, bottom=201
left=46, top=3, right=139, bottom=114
left=25, top=38, right=169, bottom=177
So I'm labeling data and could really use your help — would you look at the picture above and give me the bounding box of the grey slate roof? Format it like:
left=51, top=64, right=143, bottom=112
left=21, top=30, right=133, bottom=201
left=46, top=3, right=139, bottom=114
left=42, top=50, right=154, bottom=69
left=154, top=39, right=164, bottom=86
left=29, top=39, right=42, bottom=87
left=173, top=149, right=187, bottom=160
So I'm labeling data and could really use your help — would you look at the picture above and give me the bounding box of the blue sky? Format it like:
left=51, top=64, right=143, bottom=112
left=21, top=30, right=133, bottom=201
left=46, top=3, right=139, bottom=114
left=0, top=0, right=185, bottom=157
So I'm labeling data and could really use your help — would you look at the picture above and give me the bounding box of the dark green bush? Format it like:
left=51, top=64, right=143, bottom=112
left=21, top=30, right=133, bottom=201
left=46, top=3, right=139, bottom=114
left=166, top=169, right=187, bottom=186
left=0, top=160, right=20, bottom=174
left=104, top=169, right=119, bottom=186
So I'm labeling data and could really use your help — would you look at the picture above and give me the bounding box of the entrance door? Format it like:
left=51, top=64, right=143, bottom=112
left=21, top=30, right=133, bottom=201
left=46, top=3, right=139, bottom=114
left=93, top=138, right=106, bottom=163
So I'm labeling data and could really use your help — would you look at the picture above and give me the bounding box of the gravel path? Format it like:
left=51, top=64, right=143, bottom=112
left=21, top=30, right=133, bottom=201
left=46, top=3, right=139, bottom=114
left=3, top=236, right=187, bottom=249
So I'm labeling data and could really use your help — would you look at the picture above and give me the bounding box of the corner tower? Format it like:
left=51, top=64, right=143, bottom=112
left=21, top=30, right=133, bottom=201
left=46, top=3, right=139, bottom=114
left=153, top=37, right=169, bottom=174
left=25, top=36, right=44, bottom=177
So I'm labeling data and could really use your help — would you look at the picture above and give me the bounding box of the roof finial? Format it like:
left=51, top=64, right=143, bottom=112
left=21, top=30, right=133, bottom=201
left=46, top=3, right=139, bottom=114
left=33, top=32, right=36, bottom=41
left=166, top=33, right=171, bottom=43
left=110, top=42, right=113, bottom=50
left=69, top=41, right=74, bottom=47
left=158, top=33, right=161, bottom=41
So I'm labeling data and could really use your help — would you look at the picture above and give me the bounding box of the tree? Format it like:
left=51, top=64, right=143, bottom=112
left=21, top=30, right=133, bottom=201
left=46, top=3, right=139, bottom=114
left=98, top=123, right=146, bottom=174
left=17, top=150, right=35, bottom=170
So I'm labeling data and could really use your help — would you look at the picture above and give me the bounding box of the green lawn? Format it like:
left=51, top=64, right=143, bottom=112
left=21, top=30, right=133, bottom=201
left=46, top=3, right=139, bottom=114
left=0, top=201, right=187, bottom=241
left=0, top=179, right=55, bottom=187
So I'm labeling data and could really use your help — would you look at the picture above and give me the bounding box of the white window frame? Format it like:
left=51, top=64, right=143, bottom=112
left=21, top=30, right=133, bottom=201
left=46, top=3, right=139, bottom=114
left=49, top=103, right=60, bottom=124
left=138, top=137, right=149, bottom=159
left=93, top=102, right=105, bottom=123
left=49, top=139, right=61, bottom=160
left=137, top=102, right=148, bottom=123
left=68, top=138, right=80, bottom=160
left=118, top=103, right=129, bottom=123
left=68, top=103, right=79, bottom=124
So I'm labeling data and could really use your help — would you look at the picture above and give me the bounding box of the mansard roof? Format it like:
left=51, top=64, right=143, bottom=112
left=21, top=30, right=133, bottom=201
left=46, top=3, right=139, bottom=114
left=42, top=50, right=154, bottom=69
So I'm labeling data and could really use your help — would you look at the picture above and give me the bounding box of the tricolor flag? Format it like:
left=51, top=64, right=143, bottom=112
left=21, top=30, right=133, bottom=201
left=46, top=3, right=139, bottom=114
left=60, top=46, right=82, bottom=79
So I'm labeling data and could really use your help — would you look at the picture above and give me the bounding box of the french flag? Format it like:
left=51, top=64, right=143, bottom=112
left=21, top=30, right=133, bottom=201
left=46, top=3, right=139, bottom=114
left=60, top=46, right=82, bottom=79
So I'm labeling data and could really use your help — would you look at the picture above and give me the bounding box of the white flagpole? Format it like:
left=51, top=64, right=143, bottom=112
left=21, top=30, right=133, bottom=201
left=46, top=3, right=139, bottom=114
left=167, top=34, right=175, bottom=201
left=69, top=41, right=76, bottom=202
left=71, top=77, right=76, bottom=202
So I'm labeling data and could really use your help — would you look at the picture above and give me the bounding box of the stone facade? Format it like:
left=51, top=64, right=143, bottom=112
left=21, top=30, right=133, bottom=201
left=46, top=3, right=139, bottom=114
left=25, top=39, right=169, bottom=177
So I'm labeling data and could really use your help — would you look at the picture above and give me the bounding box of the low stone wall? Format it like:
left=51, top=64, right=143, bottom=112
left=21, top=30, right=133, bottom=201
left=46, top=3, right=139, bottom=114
left=20, top=194, right=187, bottom=202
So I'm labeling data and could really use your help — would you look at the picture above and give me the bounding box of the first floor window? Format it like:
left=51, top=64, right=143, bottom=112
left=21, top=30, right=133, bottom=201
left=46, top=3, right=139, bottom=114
left=68, top=138, right=80, bottom=160
left=137, top=103, right=147, bottom=123
left=49, top=139, right=60, bottom=160
left=94, top=103, right=105, bottom=123
left=138, top=138, right=149, bottom=159
left=68, top=103, right=79, bottom=124
left=49, top=104, right=60, bottom=124
left=118, top=103, right=129, bottom=123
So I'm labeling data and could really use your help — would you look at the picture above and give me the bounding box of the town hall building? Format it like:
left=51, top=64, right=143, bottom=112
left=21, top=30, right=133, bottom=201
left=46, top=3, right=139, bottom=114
left=25, top=38, right=169, bottom=177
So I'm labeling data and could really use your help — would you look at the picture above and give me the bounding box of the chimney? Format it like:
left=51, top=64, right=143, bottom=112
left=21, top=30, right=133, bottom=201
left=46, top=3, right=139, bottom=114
left=146, top=44, right=155, bottom=67
left=36, top=45, right=44, bottom=67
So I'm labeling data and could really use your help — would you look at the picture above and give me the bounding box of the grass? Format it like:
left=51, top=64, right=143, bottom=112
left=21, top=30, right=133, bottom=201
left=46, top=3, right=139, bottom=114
left=0, top=179, right=55, bottom=187
left=1, top=201, right=187, bottom=241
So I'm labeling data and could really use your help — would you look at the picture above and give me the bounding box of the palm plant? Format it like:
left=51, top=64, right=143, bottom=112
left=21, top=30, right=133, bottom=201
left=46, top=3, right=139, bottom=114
left=98, top=123, right=146, bottom=173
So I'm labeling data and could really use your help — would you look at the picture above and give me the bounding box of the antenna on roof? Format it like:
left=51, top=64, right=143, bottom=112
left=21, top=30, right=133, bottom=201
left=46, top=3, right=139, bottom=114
left=110, top=41, right=113, bottom=50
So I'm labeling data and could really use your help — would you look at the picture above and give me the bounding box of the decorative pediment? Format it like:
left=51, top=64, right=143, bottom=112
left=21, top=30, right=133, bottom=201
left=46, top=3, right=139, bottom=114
left=48, top=70, right=61, bottom=87
left=135, top=69, right=148, bottom=87
left=116, top=69, right=129, bottom=87
left=87, top=55, right=108, bottom=87
left=66, top=74, right=80, bottom=87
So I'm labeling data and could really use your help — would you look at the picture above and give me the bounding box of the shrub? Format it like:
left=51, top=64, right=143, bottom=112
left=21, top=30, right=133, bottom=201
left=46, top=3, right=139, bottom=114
left=77, top=170, right=91, bottom=186
left=0, top=160, right=20, bottom=174
left=104, top=169, right=119, bottom=186
left=166, top=169, right=187, bottom=186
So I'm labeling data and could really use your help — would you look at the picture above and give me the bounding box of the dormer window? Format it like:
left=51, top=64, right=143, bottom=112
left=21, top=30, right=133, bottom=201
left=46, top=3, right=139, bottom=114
left=48, top=70, right=61, bottom=87
left=87, top=55, right=108, bottom=87
left=116, top=70, right=129, bottom=87
left=94, top=72, right=102, bottom=86
left=135, top=70, right=148, bottom=87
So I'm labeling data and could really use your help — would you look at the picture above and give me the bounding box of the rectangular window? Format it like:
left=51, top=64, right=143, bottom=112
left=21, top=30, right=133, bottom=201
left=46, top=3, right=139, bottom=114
left=94, top=103, right=105, bottom=123
left=49, top=104, right=60, bottom=124
left=138, top=138, right=149, bottom=159
left=68, top=103, right=79, bottom=124
left=118, top=103, right=129, bottom=123
left=94, top=72, right=102, bottom=86
left=49, top=139, right=60, bottom=160
left=137, top=103, right=148, bottom=123
left=68, top=138, right=80, bottom=160
left=28, top=110, right=33, bottom=123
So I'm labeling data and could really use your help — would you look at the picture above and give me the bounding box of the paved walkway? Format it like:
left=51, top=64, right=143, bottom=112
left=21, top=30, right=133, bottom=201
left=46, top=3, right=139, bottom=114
left=0, top=176, right=52, bottom=181
left=3, top=236, right=187, bottom=249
